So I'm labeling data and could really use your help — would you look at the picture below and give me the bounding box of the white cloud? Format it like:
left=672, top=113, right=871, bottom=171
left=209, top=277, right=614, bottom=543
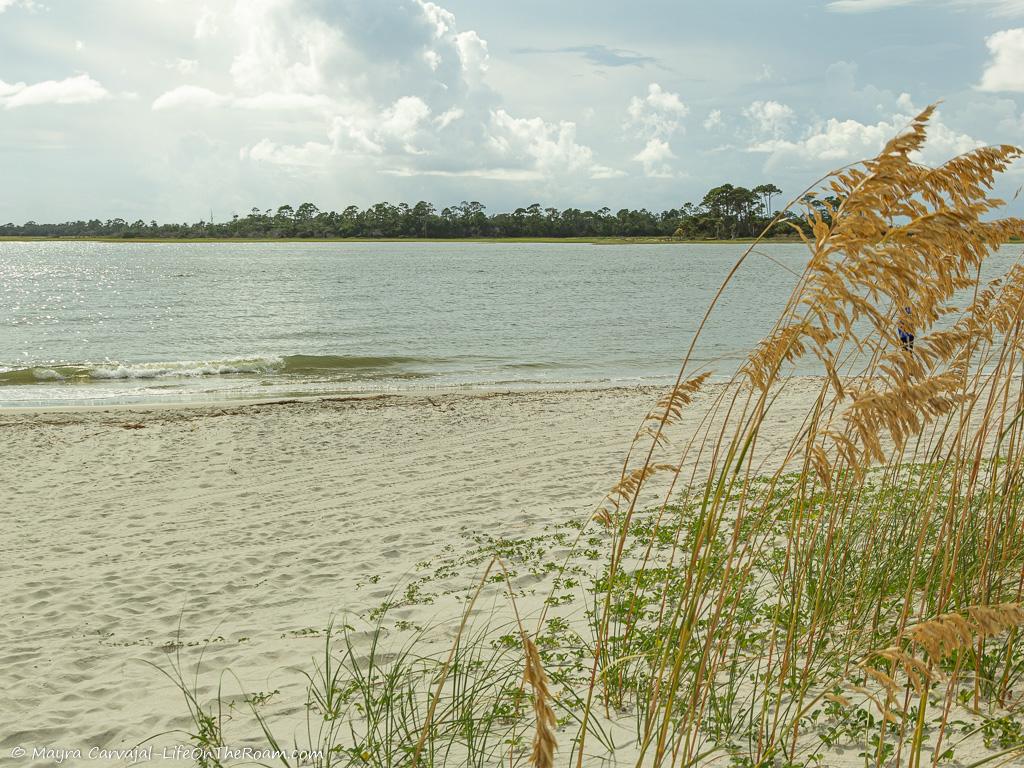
left=151, top=85, right=332, bottom=111
left=454, top=30, right=489, bottom=73
left=203, top=0, right=520, bottom=181
left=384, top=167, right=544, bottom=181
left=0, top=0, right=42, bottom=12
left=627, top=83, right=688, bottom=138
left=423, top=49, right=441, bottom=71
left=489, top=109, right=614, bottom=178
left=434, top=107, right=463, bottom=128
left=194, top=6, right=219, bottom=39
left=322, top=96, right=431, bottom=156
left=703, top=109, right=723, bottom=131
left=167, top=58, right=200, bottom=76
left=744, top=100, right=795, bottom=136
left=750, top=104, right=985, bottom=169
left=234, top=91, right=332, bottom=110
left=228, top=2, right=337, bottom=95
left=152, top=85, right=228, bottom=110
left=418, top=0, right=456, bottom=37
left=380, top=96, right=431, bottom=144
left=982, top=1, right=1024, bottom=16
left=828, top=0, right=1024, bottom=14
left=329, top=115, right=384, bottom=155
left=755, top=64, right=775, bottom=82
left=827, top=0, right=919, bottom=11
left=241, top=138, right=332, bottom=168
left=751, top=119, right=890, bottom=161
left=244, top=100, right=621, bottom=180
left=0, top=73, right=110, bottom=108
left=978, top=28, right=1024, bottom=91
left=633, top=137, right=676, bottom=178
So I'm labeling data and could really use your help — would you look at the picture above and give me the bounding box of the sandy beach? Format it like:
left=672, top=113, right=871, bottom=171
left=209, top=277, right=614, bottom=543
left=6, top=384, right=793, bottom=761
left=3, top=375, right=1007, bottom=767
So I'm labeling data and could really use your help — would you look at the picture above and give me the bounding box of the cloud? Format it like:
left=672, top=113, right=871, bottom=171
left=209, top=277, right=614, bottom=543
left=454, top=30, right=489, bottom=73
left=980, top=0, right=1024, bottom=16
left=234, top=91, right=333, bottom=110
left=826, top=0, right=920, bottom=11
left=240, top=138, right=332, bottom=168
left=750, top=101, right=985, bottom=170
left=207, top=1, right=619, bottom=180
left=167, top=58, right=200, bottom=76
left=383, top=167, right=544, bottom=181
left=627, top=83, right=688, bottom=138
left=513, top=44, right=658, bottom=68
left=0, top=73, right=110, bottom=108
left=321, top=95, right=432, bottom=156
left=633, top=138, right=676, bottom=178
left=827, top=0, right=1024, bottom=14
left=151, top=85, right=333, bottom=111
left=434, top=107, right=463, bottom=128
left=744, top=100, right=795, bottom=136
left=703, top=109, right=723, bottom=130
left=152, top=85, right=229, bottom=110
left=227, top=3, right=337, bottom=95
left=380, top=95, right=432, bottom=149
left=0, top=0, right=42, bottom=12
left=245, top=103, right=620, bottom=179
left=978, top=28, right=1024, bottom=91
left=194, top=6, right=219, bottom=39
left=488, top=108, right=616, bottom=178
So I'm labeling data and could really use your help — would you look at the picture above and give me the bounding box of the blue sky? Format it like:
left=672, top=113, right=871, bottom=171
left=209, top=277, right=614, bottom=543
left=1, top=0, right=1023, bottom=221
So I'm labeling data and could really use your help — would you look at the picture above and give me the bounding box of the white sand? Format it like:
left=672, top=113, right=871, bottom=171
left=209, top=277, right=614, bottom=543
left=0, top=379, right=839, bottom=764
left=0, top=388, right=651, bottom=757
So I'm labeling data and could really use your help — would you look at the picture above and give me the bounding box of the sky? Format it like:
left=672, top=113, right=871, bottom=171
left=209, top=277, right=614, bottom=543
left=1, top=0, right=1024, bottom=222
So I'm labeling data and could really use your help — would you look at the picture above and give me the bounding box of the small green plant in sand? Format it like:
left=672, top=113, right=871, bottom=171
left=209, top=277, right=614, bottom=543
left=159, top=107, right=1024, bottom=766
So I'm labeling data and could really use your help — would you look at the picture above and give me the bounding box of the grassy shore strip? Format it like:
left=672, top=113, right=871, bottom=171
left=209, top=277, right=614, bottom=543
left=0, top=235, right=803, bottom=245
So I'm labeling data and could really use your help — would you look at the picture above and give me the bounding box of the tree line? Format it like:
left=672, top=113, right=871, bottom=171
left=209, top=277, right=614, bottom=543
left=1, top=183, right=812, bottom=240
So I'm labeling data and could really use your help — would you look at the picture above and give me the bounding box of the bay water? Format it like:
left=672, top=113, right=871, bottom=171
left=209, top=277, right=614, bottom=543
left=2, top=241, right=1017, bottom=407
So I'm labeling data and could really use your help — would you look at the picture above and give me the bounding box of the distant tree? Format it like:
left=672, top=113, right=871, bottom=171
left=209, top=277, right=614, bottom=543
left=753, top=183, right=783, bottom=216
left=6, top=180, right=797, bottom=241
left=295, top=202, right=319, bottom=221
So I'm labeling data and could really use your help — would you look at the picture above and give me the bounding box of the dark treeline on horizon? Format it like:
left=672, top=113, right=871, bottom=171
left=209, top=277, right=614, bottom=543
left=1, top=182, right=827, bottom=240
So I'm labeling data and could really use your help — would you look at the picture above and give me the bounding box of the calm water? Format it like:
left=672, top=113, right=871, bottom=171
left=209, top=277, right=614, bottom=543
left=1, top=241, right=1018, bottom=407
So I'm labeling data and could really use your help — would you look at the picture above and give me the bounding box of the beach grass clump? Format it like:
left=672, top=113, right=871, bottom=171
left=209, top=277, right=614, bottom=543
left=159, top=106, right=1024, bottom=766
left=573, top=104, right=1024, bottom=768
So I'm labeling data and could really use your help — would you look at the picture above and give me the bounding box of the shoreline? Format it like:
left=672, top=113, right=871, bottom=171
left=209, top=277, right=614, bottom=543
left=0, top=377, right=685, bottom=414
left=0, top=381, right=671, bottom=415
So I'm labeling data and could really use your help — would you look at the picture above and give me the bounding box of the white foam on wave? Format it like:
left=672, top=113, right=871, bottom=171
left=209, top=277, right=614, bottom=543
left=33, top=368, right=65, bottom=381
left=87, top=357, right=283, bottom=380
